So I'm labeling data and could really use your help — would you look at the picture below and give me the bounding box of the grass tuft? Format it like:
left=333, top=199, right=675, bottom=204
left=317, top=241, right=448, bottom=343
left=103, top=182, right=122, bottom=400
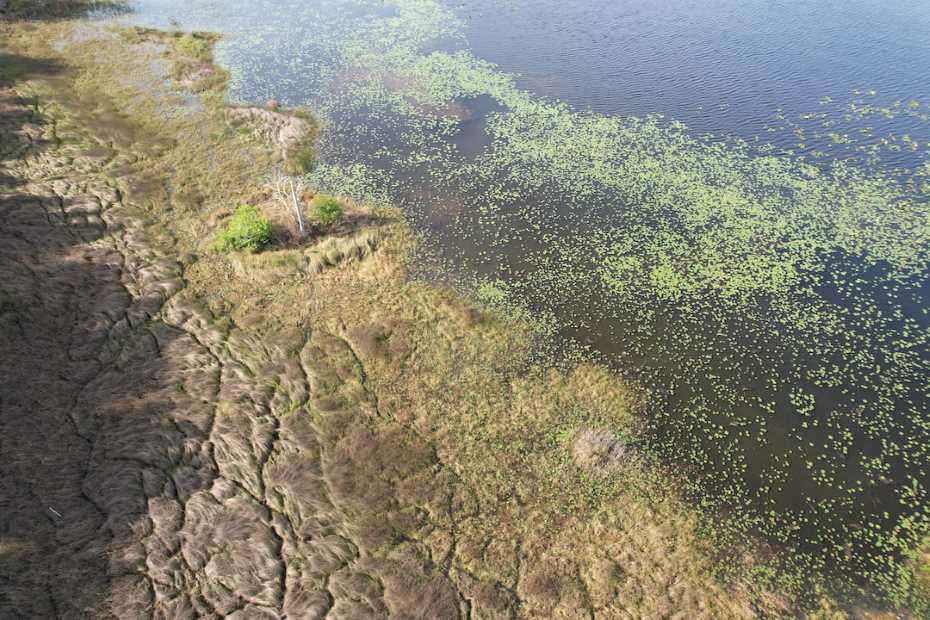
left=174, top=33, right=212, bottom=61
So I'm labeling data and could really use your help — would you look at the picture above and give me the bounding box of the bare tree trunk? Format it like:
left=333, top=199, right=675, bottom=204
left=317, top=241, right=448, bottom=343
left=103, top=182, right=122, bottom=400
left=289, top=177, right=305, bottom=236
left=268, top=170, right=307, bottom=237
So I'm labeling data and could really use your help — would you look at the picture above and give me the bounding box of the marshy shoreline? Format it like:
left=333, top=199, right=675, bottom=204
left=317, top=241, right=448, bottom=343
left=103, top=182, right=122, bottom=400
left=1, top=4, right=928, bottom=618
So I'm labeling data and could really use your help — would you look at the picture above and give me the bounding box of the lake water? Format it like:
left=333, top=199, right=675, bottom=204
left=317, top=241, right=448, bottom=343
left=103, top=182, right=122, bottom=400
left=119, top=0, right=930, bottom=593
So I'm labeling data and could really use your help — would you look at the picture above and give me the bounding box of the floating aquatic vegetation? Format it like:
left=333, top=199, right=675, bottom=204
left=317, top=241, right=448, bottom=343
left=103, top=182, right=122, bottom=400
left=290, top=0, right=930, bottom=598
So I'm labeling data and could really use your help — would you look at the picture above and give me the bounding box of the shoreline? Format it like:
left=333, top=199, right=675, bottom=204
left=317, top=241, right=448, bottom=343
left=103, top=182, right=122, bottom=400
left=1, top=8, right=927, bottom=618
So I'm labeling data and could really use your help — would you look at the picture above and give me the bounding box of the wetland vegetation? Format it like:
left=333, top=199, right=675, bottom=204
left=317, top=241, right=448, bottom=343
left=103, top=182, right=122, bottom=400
left=2, top=0, right=929, bottom=617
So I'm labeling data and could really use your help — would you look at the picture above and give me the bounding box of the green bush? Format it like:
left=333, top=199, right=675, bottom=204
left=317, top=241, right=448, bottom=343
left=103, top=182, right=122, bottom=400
left=309, top=194, right=344, bottom=227
left=211, top=205, right=272, bottom=252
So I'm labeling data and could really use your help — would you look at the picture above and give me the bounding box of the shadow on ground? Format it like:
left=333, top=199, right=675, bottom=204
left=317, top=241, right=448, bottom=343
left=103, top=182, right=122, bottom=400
left=0, top=188, right=203, bottom=617
left=0, top=57, right=214, bottom=616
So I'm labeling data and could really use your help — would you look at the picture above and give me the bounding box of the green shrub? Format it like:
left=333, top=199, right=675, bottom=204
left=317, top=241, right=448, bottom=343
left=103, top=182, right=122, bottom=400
left=211, top=205, right=272, bottom=252
left=309, top=194, right=344, bottom=227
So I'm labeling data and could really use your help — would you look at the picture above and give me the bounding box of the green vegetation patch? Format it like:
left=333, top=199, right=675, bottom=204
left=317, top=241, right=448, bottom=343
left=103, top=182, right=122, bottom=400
left=174, top=33, right=213, bottom=61
left=308, top=193, right=344, bottom=226
left=114, top=26, right=228, bottom=93
left=211, top=205, right=272, bottom=252
left=286, top=107, right=320, bottom=174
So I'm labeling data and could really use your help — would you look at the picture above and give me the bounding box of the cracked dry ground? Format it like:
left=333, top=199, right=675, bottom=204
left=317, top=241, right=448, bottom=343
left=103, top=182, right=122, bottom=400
left=0, top=87, right=488, bottom=617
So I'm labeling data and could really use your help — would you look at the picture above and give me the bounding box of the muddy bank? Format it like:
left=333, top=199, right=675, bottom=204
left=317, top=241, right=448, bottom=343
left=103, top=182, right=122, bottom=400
left=0, top=65, right=457, bottom=619
left=0, top=74, right=473, bottom=617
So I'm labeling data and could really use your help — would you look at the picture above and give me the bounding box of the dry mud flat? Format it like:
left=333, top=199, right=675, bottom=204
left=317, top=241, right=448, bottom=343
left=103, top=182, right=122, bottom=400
left=5, top=52, right=626, bottom=620
left=0, top=84, right=478, bottom=617
left=0, top=78, right=651, bottom=620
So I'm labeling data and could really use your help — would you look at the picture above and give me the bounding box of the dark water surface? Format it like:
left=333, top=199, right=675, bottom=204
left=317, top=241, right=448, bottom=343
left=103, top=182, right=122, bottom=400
left=120, top=0, right=930, bottom=594
left=126, top=0, right=930, bottom=146
left=461, top=1, right=930, bottom=126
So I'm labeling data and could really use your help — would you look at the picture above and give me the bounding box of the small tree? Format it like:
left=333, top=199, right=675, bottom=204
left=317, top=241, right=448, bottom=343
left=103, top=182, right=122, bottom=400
left=269, top=170, right=307, bottom=237
left=309, top=194, right=344, bottom=227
